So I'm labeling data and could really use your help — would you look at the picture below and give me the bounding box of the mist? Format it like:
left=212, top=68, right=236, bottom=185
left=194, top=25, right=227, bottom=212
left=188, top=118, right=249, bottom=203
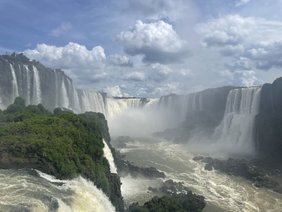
left=107, top=86, right=261, bottom=157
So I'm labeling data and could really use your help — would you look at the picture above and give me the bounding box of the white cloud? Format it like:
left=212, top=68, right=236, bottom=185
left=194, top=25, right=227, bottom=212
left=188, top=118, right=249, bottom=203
left=24, top=42, right=106, bottom=85
left=24, top=42, right=105, bottom=69
left=118, top=20, right=188, bottom=63
left=198, top=15, right=282, bottom=71
left=50, top=22, right=72, bottom=37
left=124, top=71, right=146, bottom=81
left=198, top=15, right=282, bottom=49
left=149, top=63, right=172, bottom=82
left=103, top=85, right=125, bottom=97
left=108, top=54, right=133, bottom=67
left=220, top=69, right=260, bottom=87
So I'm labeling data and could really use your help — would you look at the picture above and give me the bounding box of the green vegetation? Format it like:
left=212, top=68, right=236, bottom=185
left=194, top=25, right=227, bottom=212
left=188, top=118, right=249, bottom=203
left=128, top=193, right=205, bottom=212
left=0, top=97, right=112, bottom=194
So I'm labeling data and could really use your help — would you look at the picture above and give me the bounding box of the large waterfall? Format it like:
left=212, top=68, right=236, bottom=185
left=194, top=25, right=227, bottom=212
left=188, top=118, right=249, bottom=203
left=212, top=87, right=261, bottom=153
left=106, top=98, right=144, bottom=118
left=0, top=54, right=265, bottom=154
left=0, top=55, right=107, bottom=114
left=77, top=89, right=106, bottom=114
left=32, top=66, right=42, bottom=105
left=0, top=169, right=116, bottom=212
left=10, top=64, right=19, bottom=100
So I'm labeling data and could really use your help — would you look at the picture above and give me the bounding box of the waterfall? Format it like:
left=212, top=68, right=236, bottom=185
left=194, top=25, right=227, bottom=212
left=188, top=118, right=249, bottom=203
left=10, top=64, right=19, bottom=100
left=213, top=87, right=261, bottom=153
left=106, top=98, right=142, bottom=118
left=60, top=78, right=70, bottom=108
left=0, top=169, right=116, bottom=212
left=78, top=90, right=106, bottom=114
left=103, top=139, right=117, bottom=173
left=23, top=65, right=31, bottom=105
left=54, top=70, right=59, bottom=108
left=32, top=66, right=42, bottom=104
left=72, top=88, right=80, bottom=113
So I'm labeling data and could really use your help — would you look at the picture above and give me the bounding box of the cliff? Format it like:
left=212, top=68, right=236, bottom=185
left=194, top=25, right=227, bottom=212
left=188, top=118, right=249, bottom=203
left=255, top=77, right=282, bottom=161
left=0, top=53, right=106, bottom=114
left=0, top=98, right=124, bottom=211
left=155, top=86, right=235, bottom=142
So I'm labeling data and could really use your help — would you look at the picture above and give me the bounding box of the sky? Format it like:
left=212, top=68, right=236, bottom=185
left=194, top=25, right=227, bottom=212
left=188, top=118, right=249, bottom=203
left=1, top=0, right=282, bottom=97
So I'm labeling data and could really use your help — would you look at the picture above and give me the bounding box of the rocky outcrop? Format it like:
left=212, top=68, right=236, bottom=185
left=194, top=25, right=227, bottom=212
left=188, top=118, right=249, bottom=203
left=0, top=98, right=124, bottom=211
left=128, top=179, right=206, bottom=212
left=255, top=77, right=282, bottom=160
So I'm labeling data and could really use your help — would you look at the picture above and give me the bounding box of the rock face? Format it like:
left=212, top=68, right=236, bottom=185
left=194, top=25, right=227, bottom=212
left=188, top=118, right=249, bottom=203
left=255, top=77, right=282, bottom=160
left=155, top=86, right=235, bottom=142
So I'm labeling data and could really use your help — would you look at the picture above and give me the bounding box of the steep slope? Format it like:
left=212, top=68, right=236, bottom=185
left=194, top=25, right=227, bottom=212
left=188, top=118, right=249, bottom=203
left=0, top=98, right=123, bottom=211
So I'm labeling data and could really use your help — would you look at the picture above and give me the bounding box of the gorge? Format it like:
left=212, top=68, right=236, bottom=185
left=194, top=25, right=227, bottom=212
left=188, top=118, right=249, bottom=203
left=0, top=53, right=282, bottom=211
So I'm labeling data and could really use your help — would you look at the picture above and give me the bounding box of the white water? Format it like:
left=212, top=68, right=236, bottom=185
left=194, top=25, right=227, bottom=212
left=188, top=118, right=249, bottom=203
left=115, top=138, right=282, bottom=212
left=32, top=66, right=42, bottom=104
left=106, top=98, right=142, bottom=118
left=10, top=64, right=19, bottom=100
left=23, top=65, right=31, bottom=105
left=79, top=90, right=106, bottom=114
left=72, top=87, right=80, bottom=112
left=103, top=139, right=118, bottom=173
left=60, top=78, right=70, bottom=108
left=0, top=169, right=116, bottom=212
left=212, top=87, right=261, bottom=154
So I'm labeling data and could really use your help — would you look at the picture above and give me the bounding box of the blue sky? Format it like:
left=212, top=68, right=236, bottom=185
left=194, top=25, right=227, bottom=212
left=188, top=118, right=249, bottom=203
left=1, top=0, right=282, bottom=97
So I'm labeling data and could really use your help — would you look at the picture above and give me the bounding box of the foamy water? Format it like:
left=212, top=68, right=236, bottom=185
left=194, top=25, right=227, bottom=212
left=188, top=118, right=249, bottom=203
left=0, top=169, right=116, bottom=212
left=115, top=138, right=282, bottom=212
left=103, top=139, right=118, bottom=173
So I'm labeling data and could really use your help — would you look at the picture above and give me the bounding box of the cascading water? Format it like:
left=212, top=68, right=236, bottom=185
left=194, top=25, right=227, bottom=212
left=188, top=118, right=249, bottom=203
left=10, top=64, right=19, bottom=100
left=0, top=169, right=116, bottom=212
left=78, top=90, right=106, bottom=114
left=23, top=65, right=31, bottom=105
left=103, top=139, right=118, bottom=173
left=212, top=87, right=261, bottom=153
left=106, top=98, right=142, bottom=118
left=32, top=65, right=42, bottom=105
left=60, top=78, right=70, bottom=108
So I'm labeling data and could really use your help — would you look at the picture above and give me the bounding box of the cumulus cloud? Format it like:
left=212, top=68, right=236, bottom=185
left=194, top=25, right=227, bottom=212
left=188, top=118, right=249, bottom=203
left=24, top=42, right=105, bottom=69
left=103, top=85, right=125, bottom=97
left=108, top=54, right=133, bottom=67
left=149, top=63, right=172, bottom=82
left=245, top=41, right=282, bottom=70
left=50, top=22, right=72, bottom=37
left=118, top=20, right=188, bottom=64
left=24, top=42, right=107, bottom=86
left=220, top=69, right=260, bottom=87
left=124, top=71, right=146, bottom=81
left=198, top=15, right=282, bottom=71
